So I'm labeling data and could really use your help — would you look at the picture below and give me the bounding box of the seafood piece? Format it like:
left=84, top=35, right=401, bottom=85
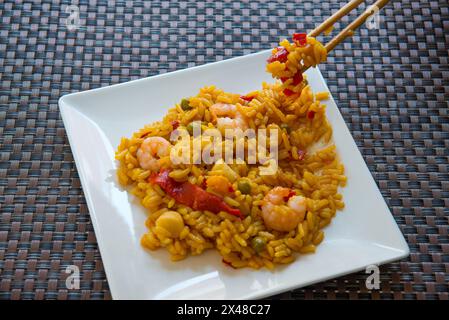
left=209, top=103, right=249, bottom=132
left=136, top=137, right=171, bottom=171
left=261, top=187, right=306, bottom=232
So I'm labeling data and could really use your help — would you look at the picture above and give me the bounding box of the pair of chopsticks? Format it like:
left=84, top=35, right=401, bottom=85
left=302, top=0, right=390, bottom=72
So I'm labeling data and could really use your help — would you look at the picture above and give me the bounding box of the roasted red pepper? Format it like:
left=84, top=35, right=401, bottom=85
left=293, top=33, right=307, bottom=46
left=307, top=110, right=316, bottom=120
left=285, top=190, right=296, bottom=201
left=280, top=72, right=302, bottom=86
left=222, top=259, right=236, bottom=268
left=283, top=88, right=295, bottom=96
left=150, top=170, right=242, bottom=218
left=267, top=47, right=289, bottom=63
left=171, top=120, right=180, bottom=130
left=292, top=72, right=303, bottom=85
left=240, top=95, right=255, bottom=102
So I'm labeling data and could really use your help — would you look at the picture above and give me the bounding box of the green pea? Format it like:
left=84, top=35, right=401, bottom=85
left=280, top=123, right=291, bottom=133
left=180, top=98, right=192, bottom=111
left=251, top=237, right=266, bottom=254
left=186, top=122, right=194, bottom=135
left=237, top=180, right=251, bottom=195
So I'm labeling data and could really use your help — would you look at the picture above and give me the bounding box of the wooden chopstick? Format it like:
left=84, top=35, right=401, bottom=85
left=308, top=0, right=365, bottom=38
left=324, top=0, right=391, bottom=52
left=303, top=0, right=391, bottom=72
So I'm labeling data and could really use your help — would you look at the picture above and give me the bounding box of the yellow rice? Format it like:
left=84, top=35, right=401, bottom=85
left=115, top=35, right=346, bottom=269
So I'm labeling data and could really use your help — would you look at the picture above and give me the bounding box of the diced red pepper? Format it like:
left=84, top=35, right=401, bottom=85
left=170, top=120, right=180, bottom=130
left=240, top=95, right=254, bottom=102
left=283, top=88, right=295, bottom=96
left=280, top=72, right=302, bottom=85
left=307, top=110, right=316, bottom=120
left=228, top=185, right=235, bottom=193
left=267, top=47, right=289, bottom=63
left=284, top=190, right=296, bottom=201
left=150, top=170, right=242, bottom=218
left=297, top=149, right=307, bottom=161
left=293, top=33, right=307, bottom=46
left=222, top=259, right=236, bottom=268
left=292, top=72, right=303, bottom=85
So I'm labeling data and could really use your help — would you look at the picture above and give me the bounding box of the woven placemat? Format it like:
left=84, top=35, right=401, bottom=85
left=0, top=0, right=448, bottom=300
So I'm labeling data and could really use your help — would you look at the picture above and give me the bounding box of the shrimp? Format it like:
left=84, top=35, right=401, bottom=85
left=261, top=187, right=306, bottom=232
left=136, top=137, right=172, bottom=171
left=209, top=103, right=249, bottom=132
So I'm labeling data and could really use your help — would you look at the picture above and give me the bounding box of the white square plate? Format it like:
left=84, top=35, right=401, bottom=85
left=59, top=50, right=409, bottom=300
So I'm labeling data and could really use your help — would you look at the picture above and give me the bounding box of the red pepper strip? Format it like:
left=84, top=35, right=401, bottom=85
left=222, top=259, right=236, bottom=269
left=150, top=170, right=242, bottom=218
left=292, top=72, right=303, bottom=85
left=280, top=72, right=302, bottom=85
left=307, top=110, right=316, bottom=120
left=267, top=47, right=289, bottom=63
left=170, top=120, right=180, bottom=130
left=240, top=95, right=254, bottom=102
left=283, top=88, right=295, bottom=96
left=293, top=33, right=307, bottom=46
left=284, top=190, right=296, bottom=201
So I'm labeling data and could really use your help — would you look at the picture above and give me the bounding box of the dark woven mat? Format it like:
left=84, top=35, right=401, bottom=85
left=0, top=0, right=448, bottom=300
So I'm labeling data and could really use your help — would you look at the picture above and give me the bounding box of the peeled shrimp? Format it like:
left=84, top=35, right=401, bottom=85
left=261, top=187, right=306, bottom=232
left=209, top=103, right=248, bottom=132
left=136, top=137, right=171, bottom=171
